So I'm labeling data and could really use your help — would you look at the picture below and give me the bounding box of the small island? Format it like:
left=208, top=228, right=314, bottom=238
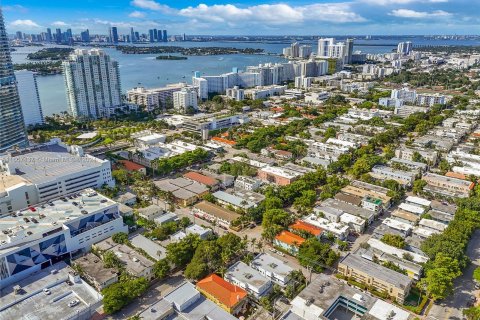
left=14, top=61, right=63, bottom=75
left=117, top=46, right=264, bottom=56
left=27, top=47, right=74, bottom=61
left=156, top=55, right=188, bottom=60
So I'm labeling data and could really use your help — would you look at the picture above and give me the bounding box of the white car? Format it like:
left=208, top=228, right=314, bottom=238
left=68, top=299, right=79, bottom=307
left=43, top=288, right=51, bottom=295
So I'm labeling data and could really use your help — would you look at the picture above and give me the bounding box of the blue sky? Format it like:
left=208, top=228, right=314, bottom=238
left=2, top=0, right=479, bottom=35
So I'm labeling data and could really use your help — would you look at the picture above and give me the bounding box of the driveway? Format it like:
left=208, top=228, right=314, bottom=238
left=428, top=229, right=480, bottom=320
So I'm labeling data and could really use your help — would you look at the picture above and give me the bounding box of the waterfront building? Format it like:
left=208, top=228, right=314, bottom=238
left=173, top=87, right=198, bottom=113
left=63, top=49, right=122, bottom=119
left=14, top=70, right=44, bottom=127
left=0, top=8, right=28, bottom=152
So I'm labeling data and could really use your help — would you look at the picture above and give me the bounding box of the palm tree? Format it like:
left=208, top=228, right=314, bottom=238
left=250, top=237, right=257, bottom=253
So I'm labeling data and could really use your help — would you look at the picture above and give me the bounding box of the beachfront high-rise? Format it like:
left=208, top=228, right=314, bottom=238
left=0, top=8, right=28, bottom=153
left=14, top=70, right=44, bottom=127
left=63, top=49, right=122, bottom=119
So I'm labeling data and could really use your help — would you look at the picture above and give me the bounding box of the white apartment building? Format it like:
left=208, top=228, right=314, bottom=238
left=397, top=41, right=413, bottom=55
left=63, top=49, right=122, bottom=119
left=0, top=189, right=127, bottom=288
left=173, top=87, right=198, bottom=113
left=127, top=84, right=186, bottom=111
left=0, top=139, right=114, bottom=216
left=14, top=70, right=44, bottom=127
left=226, top=86, right=245, bottom=101
left=234, top=176, right=262, bottom=191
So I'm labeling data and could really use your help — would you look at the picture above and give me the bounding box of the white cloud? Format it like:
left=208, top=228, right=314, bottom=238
left=362, top=0, right=447, bottom=4
left=52, top=21, right=68, bottom=27
left=178, top=3, right=365, bottom=26
left=390, top=9, right=451, bottom=18
left=130, top=0, right=172, bottom=13
left=10, top=19, right=41, bottom=28
left=128, top=11, right=146, bottom=18
left=2, top=5, right=28, bottom=13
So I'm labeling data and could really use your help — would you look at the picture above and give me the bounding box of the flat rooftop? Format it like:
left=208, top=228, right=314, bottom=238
left=226, top=261, right=271, bottom=290
left=340, top=253, right=412, bottom=289
left=0, top=189, right=116, bottom=254
left=0, top=174, right=29, bottom=193
left=130, top=234, right=167, bottom=261
left=0, top=143, right=106, bottom=185
left=293, top=273, right=376, bottom=318
left=0, top=262, right=101, bottom=320
left=251, top=253, right=293, bottom=280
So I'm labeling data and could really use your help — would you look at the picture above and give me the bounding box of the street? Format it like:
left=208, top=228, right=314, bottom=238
left=428, top=230, right=480, bottom=320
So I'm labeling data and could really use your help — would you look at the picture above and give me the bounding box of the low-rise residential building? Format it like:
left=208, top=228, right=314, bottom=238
left=212, top=190, right=257, bottom=211
left=370, top=165, right=416, bottom=186
left=338, top=253, right=413, bottom=303
left=289, top=220, right=324, bottom=239
left=93, top=240, right=155, bottom=280
left=391, top=209, right=420, bottom=225
left=225, top=261, right=272, bottom=299
left=274, top=230, right=306, bottom=256
left=285, top=273, right=409, bottom=320
left=395, top=146, right=438, bottom=165
left=389, top=157, right=428, bottom=173
left=73, top=253, right=118, bottom=291
left=137, top=204, right=163, bottom=220
left=398, top=202, right=426, bottom=216
left=164, top=281, right=238, bottom=320
left=192, top=201, right=240, bottom=230
left=368, top=238, right=428, bottom=264
left=183, top=171, right=220, bottom=190
left=186, top=224, right=212, bottom=239
left=303, top=214, right=350, bottom=240
left=257, top=166, right=302, bottom=186
left=251, top=253, right=294, bottom=287
left=422, top=172, right=474, bottom=198
left=419, top=218, right=447, bottom=233
left=234, top=176, right=262, bottom=191
left=154, top=178, right=209, bottom=206
left=382, top=218, right=413, bottom=236
left=405, top=196, right=431, bottom=208
left=130, top=234, right=167, bottom=261
left=196, top=274, right=248, bottom=315
left=323, top=197, right=376, bottom=223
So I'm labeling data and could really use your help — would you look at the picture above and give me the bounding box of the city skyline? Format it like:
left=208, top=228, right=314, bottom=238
left=2, top=0, right=479, bottom=36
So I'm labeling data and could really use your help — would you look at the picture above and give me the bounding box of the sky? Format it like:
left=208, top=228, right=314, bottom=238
left=1, top=0, right=479, bottom=36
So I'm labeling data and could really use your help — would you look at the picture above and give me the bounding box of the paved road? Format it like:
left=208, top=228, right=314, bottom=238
left=428, top=230, right=480, bottom=320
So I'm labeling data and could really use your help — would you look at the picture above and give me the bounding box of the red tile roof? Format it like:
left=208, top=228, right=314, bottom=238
left=275, top=230, right=305, bottom=247
left=290, top=220, right=324, bottom=237
left=183, top=171, right=218, bottom=186
left=445, top=171, right=467, bottom=180
left=212, top=137, right=236, bottom=146
left=196, top=274, right=247, bottom=308
left=118, top=160, right=145, bottom=172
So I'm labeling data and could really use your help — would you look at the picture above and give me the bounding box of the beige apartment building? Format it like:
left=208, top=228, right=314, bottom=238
left=338, top=253, right=412, bottom=303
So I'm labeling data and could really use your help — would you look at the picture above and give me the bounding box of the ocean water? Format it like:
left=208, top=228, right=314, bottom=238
left=10, top=37, right=480, bottom=116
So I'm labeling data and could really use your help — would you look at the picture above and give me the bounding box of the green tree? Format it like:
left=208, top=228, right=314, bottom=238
left=413, top=179, right=427, bottom=195
left=153, top=259, right=170, bottom=279
left=184, top=240, right=221, bottom=280
left=166, top=234, right=201, bottom=267
left=102, top=277, right=148, bottom=314
left=262, top=209, right=293, bottom=241
left=474, top=267, right=480, bottom=283
left=463, top=307, right=480, bottom=320
left=380, top=234, right=406, bottom=249
left=297, top=238, right=339, bottom=272
left=103, top=251, right=123, bottom=269
left=112, top=232, right=129, bottom=244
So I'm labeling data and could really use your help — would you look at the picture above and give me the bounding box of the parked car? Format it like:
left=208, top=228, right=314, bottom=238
left=43, top=288, right=51, bottom=295
left=68, top=300, right=79, bottom=308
